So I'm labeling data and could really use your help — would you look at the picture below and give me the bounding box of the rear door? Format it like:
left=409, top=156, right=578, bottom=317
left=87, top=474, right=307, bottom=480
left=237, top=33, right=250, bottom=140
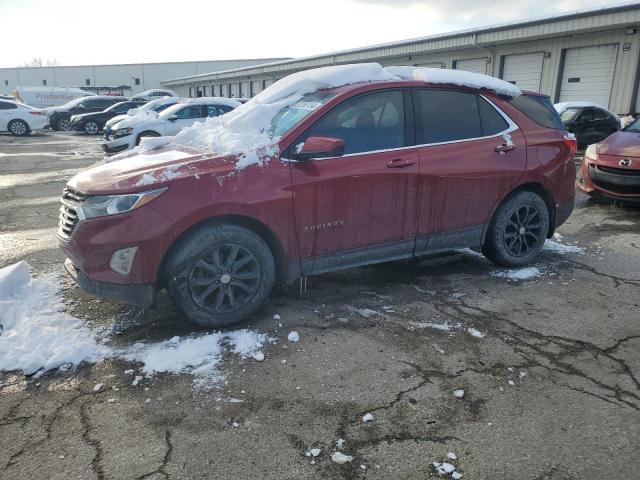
left=413, top=88, right=527, bottom=253
left=288, top=88, right=420, bottom=274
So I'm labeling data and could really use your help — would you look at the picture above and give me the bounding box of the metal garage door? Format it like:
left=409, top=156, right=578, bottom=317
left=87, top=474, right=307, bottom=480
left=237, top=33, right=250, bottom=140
left=559, top=44, right=618, bottom=107
left=502, top=52, right=544, bottom=92
left=416, top=62, right=444, bottom=68
left=454, top=58, right=488, bottom=74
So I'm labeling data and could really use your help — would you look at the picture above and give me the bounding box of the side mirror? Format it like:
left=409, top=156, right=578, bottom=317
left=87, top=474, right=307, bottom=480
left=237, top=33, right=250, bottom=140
left=291, top=136, right=345, bottom=161
left=168, top=114, right=178, bottom=122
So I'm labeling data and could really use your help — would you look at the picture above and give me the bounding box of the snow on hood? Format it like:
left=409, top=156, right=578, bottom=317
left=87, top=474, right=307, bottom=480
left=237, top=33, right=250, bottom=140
left=109, top=63, right=521, bottom=170
left=112, top=109, right=161, bottom=129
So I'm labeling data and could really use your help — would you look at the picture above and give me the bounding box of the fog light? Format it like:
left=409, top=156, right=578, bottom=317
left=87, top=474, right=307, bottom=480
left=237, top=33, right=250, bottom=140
left=109, top=246, right=138, bottom=275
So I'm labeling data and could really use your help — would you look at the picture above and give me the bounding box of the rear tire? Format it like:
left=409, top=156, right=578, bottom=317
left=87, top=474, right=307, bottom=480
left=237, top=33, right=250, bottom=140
left=56, top=117, right=71, bottom=131
left=8, top=119, right=29, bottom=136
left=482, top=191, right=550, bottom=267
left=84, top=120, right=100, bottom=135
left=165, top=224, right=276, bottom=328
left=136, top=131, right=160, bottom=145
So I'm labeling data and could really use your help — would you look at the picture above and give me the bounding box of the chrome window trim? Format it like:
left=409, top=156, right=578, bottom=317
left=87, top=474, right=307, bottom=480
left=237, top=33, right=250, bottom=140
left=282, top=94, right=519, bottom=163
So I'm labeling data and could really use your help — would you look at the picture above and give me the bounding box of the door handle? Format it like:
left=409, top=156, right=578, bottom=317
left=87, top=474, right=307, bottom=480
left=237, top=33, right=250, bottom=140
left=386, top=159, right=415, bottom=168
left=495, top=144, right=516, bottom=153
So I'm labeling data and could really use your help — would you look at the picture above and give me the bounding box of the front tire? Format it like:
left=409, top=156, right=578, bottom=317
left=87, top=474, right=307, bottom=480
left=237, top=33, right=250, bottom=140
left=8, top=119, right=29, bottom=136
left=165, top=224, right=276, bottom=328
left=482, top=191, right=550, bottom=267
left=84, top=120, right=100, bottom=135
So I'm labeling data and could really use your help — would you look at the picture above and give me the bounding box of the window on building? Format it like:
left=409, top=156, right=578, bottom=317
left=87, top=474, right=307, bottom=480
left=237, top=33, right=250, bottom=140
left=135, top=78, right=140, bottom=85
left=4, top=80, right=8, bottom=86
left=85, top=79, right=91, bottom=86
left=42, top=79, right=47, bottom=86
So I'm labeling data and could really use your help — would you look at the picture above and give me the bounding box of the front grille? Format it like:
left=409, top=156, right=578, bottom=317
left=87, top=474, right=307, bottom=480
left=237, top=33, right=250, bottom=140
left=596, top=164, right=640, bottom=177
left=58, top=187, right=86, bottom=239
left=589, top=164, right=640, bottom=195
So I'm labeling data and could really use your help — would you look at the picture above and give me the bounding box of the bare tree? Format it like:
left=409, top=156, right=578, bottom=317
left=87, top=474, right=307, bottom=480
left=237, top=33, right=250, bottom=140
left=22, top=58, right=59, bottom=67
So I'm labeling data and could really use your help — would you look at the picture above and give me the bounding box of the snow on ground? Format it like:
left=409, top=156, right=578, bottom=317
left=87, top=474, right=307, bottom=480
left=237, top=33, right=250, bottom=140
left=543, top=239, right=584, bottom=255
left=409, top=321, right=485, bottom=339
left=0, top=262, right=269, bottom=388
left=0, top=262, right=106, bottom=375
left=490, top=267, right=543, bottom=281
left=331, top=451, right=354, bottom=464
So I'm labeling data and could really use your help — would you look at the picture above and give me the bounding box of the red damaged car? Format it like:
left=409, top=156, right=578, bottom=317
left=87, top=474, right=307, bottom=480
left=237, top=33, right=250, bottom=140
left=57, top=65, right=576, bottom=327
left=577, top=117, right=640, bottom=203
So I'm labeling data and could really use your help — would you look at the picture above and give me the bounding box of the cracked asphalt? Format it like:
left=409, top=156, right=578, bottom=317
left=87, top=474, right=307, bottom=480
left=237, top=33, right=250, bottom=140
left=1, top=131, right=639, bottom=480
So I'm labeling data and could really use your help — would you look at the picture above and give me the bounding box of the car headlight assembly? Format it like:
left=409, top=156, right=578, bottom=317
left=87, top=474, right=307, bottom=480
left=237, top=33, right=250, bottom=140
left=114, top=127, right=134, bottom=138
left=584, top=144, right=598, bottom=160
left=80, top=188, right=167, bottom=219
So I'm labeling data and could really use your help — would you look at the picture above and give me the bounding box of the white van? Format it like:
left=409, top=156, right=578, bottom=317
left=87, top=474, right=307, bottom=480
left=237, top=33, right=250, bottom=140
left=13, top=87, right=96, bottom=109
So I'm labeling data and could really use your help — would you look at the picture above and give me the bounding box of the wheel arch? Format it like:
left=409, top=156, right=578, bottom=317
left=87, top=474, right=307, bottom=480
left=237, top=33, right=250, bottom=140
left=8, top=118, right=30, bottom=132
left=486, top=182, right=556, bottom=241
left=157, top=214, right=288, bottom=289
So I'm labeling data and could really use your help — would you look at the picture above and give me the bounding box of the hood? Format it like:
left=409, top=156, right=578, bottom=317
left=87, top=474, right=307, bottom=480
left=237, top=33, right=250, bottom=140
left=598, top=130, right=640, bottom=158
left=68, top=147, right=238, bottom=194
left=105, top=114, right=128, bottom=128
left=114, top=111, right=161, bottom=129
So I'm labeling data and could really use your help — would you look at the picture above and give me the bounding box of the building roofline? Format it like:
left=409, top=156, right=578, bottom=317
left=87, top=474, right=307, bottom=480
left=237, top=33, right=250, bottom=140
left=163, top=1, right=640, bottom=85
left=0, top=58, right=290, bottom=71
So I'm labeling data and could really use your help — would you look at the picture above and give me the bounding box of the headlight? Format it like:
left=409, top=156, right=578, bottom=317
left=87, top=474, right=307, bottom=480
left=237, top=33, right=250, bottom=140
left=584, top=144, right=598, bottom=160
left=80, top=188, right=167, bottom=219
left=114, top=127, right=134, bottom=138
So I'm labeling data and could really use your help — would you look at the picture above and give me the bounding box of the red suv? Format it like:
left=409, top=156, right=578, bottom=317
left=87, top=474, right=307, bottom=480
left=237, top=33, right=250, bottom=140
left=58, top=71, right=576, bottom=327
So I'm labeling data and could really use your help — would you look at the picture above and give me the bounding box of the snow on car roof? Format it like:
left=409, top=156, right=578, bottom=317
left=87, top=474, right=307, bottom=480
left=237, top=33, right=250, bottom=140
left=177, top=97, right=243, bottom=108
left=118, top=63, right=522, bottom=169
left=554, top=101, right=609, bottom=113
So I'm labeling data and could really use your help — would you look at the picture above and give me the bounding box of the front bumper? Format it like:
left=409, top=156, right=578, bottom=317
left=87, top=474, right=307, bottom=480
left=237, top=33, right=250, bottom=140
left=64, top=258, right=155, bottom=306
left=577, top=158, right=640, bottom=202
left=100, top=134, right=134, bottom=153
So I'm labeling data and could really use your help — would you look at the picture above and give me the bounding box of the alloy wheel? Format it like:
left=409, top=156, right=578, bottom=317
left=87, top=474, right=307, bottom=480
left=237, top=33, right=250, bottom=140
left=85, top=121, right=99, bottom=134
left=10, top=121, right=27, bottom=135
left=188, top=244, right=261, bottom=314
left=58, top=118, right=71, bottom=131
left=503, top=204, right=543, bottom=257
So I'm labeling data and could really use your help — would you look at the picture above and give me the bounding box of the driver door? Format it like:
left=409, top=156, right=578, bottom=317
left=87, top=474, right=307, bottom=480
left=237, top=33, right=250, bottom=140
left=288, top=88, right=420, bottom=275
left=165, top=105, right=205, bottom=135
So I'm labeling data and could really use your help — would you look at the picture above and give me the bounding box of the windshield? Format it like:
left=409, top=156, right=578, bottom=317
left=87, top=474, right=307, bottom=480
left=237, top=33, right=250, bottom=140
left=151, top=102, right=175, bottom=113
left=623, top=117, right=640, bottom=132
left=269, top=92, right=336, bottom=136
left=560, top=107, right=580, bottom=123
left=159, top=103, right=186, bottom=119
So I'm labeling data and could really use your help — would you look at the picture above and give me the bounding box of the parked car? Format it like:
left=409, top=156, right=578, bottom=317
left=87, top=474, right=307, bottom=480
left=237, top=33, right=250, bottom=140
left=577, top=116, right=640, bottom=203
left=69, top=100, right=146, bottom=134
left=102, top=96, right=180, bottom=136
left=0, top=99, right=48, bottom=135
left=554, top=102, right=620, bottom=148
left=131, top=89, right=177, bottom=101
left=46, top=95, right=127, bottom=131
left=58, top=66, right=576, bottom=328
left=101, top=97, right=240, bottom=153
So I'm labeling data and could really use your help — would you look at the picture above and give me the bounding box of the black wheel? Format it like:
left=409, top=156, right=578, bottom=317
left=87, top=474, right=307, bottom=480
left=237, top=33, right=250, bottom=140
left=56, top=117, right=71, bottom=131
left=482, top=191, right=549, bottom=267
left=8, top=119, right=29, bottom=136
left=84, top=120, right=100, bottom=135
left=165, top=224, right=276, bottom=328
left=136, top=131, right=160, bottom=145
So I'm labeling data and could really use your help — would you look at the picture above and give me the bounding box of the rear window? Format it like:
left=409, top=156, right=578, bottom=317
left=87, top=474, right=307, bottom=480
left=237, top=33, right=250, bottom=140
left=509, top=94, right=565, bottom=130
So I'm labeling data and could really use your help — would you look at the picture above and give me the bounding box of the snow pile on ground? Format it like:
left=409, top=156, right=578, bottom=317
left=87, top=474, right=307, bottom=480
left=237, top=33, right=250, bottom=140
left=331, top=451, right=354, bottom=464
left=0, top=262, right=268, bottom=386
left=490, top=267, right=542, bottom=280
left=409, top=321, right=485, bottom=339
left=543, top=239, right=584, bottom=255
left=0, top=262, right=106, bottom=375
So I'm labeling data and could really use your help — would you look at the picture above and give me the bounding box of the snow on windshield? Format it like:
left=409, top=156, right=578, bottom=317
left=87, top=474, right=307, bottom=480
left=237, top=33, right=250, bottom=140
left=121, top=63, right=522, bottom=169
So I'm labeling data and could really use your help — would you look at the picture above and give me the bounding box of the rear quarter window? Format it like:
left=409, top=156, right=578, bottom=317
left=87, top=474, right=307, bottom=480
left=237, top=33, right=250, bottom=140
left=509, top=94, right=565, bottom=130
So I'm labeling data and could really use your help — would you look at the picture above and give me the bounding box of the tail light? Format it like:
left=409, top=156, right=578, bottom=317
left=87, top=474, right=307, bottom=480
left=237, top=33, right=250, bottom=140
left=563, top=133, right=577, bottom=156
left=29, top=111, right=45, bottom=116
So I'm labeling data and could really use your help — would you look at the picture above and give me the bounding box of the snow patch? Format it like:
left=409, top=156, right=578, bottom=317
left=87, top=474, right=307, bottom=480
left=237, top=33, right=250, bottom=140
left=543, top=240, right=584, bottom=255
left=453, top=389, right=465, bottom=398
left=362, top=413, right=374, bottom=423
left=331, top=452, right=354, bottom=464
left=287, top=331, right=300, bottom=343
left=490, top=267, right=542, bottom=280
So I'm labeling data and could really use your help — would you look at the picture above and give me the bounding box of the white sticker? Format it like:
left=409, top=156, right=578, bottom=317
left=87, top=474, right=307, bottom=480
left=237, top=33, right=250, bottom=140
left=292, top=101, right=322, bottom=111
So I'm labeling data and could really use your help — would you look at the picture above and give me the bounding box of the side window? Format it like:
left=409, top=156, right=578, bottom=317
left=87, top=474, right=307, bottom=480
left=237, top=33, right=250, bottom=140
left=301, top=90, right=405, bottom=155
left=577, top=109, right=595, bottom=122
left=206, top=105, right=221, bottom=117
left=592, top=108, right=609, bottom=121
left=174, top=105, right=204, bottom=119
left=0, top=101, right=17, bottom=110
left=113, top=103, right=132, bottom=114
left=417, top=89, right=481, bottom=143
left=478, top=97, right=509, bottom=136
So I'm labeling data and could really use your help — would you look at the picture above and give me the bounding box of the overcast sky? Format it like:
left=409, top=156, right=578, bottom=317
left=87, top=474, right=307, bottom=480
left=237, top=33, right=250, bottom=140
left=0, top=0, right=620, bottom=68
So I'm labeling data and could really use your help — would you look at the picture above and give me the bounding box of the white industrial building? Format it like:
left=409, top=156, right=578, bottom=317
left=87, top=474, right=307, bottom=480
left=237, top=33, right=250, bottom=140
left=162, top=3, right=640, bottom=114
left=0, top=58, right=288, bottom=97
